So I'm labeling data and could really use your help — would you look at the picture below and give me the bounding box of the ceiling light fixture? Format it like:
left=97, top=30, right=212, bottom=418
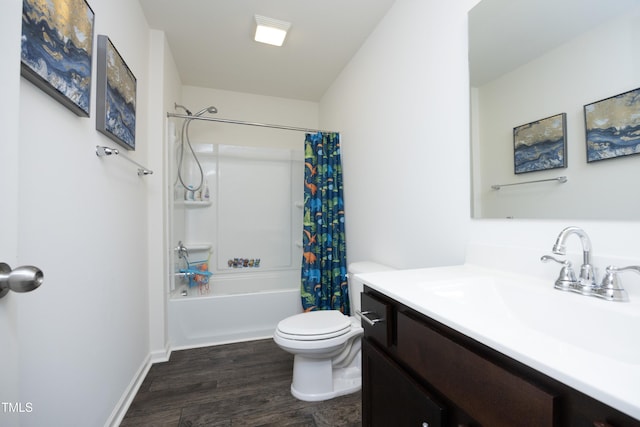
left=254, top=14, right=291, bottom=47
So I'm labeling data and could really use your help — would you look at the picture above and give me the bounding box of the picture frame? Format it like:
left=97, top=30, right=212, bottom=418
left=20, top=0, right=95, bottom=117
left=513, top=113, right=567, bottom=174
left=584, top=87, right=640, bottom=163
left=96, top=35, right=137, bottom=150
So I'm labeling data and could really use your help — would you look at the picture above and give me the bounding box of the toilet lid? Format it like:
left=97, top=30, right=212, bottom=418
left=277, top=310, right=351, bottom=340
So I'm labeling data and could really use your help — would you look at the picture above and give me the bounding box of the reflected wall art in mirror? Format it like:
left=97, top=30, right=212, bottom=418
left=469, top=0, right=640, bottom=220
left=584, top=87, right=640, bottom=163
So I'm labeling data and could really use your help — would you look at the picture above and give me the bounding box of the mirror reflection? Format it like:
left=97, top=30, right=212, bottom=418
left=469, top=0, right=640, bottom=220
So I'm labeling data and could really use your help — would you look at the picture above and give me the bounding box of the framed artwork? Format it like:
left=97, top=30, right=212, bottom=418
left=20, top=0, right=95, bottom=117
left=584, top=87, right=640, bottom=163
left=513, top=113, right=567, bottom=174
left=96, top=35, right=137, bottom=150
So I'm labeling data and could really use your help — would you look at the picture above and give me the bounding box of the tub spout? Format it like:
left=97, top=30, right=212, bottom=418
left=175, top=271, right=195, bottom=278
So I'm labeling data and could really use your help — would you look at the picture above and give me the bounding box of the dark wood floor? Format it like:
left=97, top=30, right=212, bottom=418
left=120, top=339, right=362, bottom=426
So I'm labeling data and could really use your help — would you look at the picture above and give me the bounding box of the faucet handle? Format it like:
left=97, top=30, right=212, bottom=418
left=541, top=255, right=578, bottom=291
left=595, top=265, right=639, bottom=302
left=175, top=241, right=189, bottom=260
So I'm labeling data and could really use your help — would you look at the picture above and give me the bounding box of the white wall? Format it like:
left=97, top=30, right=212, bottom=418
left=473, top=9, right=640, bottom=219
left=320, top=0, right=475, bottom=269
left=1, top=0, right=154, bottom=425
left=147, top=30, right=184, bottom=362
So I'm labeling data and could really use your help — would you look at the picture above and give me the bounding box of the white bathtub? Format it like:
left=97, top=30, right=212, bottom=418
left=168, top=270, right=302, bottom=349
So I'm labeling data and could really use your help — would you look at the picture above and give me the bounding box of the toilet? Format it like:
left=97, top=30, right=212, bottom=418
left=273, top=261, right=394, bottom=401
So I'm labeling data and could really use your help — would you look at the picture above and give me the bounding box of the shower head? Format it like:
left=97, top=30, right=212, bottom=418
left=174, top=103, right=217, bottom=117
left=174, top=103, right=192, bottom=116
left=194, top=106, right=218, bottom=116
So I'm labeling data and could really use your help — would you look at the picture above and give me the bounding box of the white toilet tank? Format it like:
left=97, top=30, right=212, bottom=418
left=348, top=262, right=395, bottom=314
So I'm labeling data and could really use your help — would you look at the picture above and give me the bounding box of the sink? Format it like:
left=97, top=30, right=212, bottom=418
left=419, top=274, right=640, bottom=364
left=356, top=264, right=640, bottom=419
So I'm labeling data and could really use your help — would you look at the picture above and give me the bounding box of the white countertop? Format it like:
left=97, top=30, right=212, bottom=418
left=356, top=264, right=640, bottom=421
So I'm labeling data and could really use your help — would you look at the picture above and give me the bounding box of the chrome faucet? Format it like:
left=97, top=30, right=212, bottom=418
left=551, top=226, right=596, bottom=293
left=542, top=227, right=637, bottom=302
left=175, top=241, right=189, bottom=260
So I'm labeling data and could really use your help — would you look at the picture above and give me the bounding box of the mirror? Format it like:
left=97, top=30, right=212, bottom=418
left=469, top=0, right=640, bottom=220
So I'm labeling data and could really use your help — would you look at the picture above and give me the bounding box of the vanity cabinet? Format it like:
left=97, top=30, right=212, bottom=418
left=361, top=287, right=640, bottom=427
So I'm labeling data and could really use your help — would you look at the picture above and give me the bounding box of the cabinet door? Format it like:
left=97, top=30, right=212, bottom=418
left=362, top=338, right=445, bottom=427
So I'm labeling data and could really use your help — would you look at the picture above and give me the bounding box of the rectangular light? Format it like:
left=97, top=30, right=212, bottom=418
left=254, top=15, right=291, bottom=47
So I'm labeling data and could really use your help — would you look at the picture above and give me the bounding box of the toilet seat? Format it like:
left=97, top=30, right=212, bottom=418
left=276, top=311, right=352, bottom=341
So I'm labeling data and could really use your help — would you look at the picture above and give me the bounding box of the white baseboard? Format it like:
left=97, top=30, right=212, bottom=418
left=105, top=343, right=172, bottom=426
left=105, top=354, right=152, bottom=427
left=169, top=333, right=274, bottom=352
left=150, top=343, right=172, bottom=363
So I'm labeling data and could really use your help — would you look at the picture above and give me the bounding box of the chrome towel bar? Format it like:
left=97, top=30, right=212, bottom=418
left=96, top=145, right=153, bottom=176
left=491, top=175, right=566, bottom=190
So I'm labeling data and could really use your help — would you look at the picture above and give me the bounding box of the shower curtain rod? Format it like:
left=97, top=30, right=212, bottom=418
left=166, top=112, right=339, bottom=134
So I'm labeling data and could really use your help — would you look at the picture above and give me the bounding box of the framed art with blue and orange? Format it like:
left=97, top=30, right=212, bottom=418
left=96, top=35, right=137, bottom=151
left=513, top=113, right=567, bottom=174
left=21, top=0, right=95, bottom=117
left=584, top=87, right=640, bottom=163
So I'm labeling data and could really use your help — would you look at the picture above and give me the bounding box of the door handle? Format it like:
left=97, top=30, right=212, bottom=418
left=0, top=262, right=44, bottom=299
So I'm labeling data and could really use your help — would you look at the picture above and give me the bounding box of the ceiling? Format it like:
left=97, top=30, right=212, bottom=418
left=138, top=0, right=396, bottom=102
left=469, top=0, right=639, bottom=87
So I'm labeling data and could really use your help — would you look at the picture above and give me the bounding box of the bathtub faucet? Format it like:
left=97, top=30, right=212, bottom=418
left=175, top=241, right=189, bottom=260
left=552, top=226, right=596, bottom=292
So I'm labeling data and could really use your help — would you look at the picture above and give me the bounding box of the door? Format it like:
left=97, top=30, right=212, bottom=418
left=1, top=1, right=26, bottom=426
left=362, top=339, right=445, bottom=427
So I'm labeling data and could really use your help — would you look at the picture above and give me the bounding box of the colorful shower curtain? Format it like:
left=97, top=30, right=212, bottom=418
left=301, top=132, right=349, bottom=314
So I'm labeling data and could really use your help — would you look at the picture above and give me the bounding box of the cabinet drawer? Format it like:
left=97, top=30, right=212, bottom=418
left=396, top=311, right=558, bottom=427
left=361, top=292, right=393, bottom=348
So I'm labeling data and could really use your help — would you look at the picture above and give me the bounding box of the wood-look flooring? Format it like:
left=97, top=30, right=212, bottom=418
left=120, top=339, right=362, bottom=426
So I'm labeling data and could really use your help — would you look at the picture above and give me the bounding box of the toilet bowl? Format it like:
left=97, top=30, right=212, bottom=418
left=273, top=262, right=394, bottom=401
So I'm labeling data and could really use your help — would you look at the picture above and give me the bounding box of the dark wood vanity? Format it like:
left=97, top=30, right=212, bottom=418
left=361, top=286, right=640, bottom=427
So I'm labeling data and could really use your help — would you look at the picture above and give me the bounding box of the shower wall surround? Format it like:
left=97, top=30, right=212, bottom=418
left=167, top=88, right=317, bottom=348
left=175, top=143, right=304, bottom=297
left=169, top=141, right=304, bottom=347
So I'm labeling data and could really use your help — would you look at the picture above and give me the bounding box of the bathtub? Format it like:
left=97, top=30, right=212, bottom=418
left=168, top=269, right=302, bottom=349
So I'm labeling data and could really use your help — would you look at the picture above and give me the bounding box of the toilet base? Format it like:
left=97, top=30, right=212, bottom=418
left=289, top=352, right=361, bottom=402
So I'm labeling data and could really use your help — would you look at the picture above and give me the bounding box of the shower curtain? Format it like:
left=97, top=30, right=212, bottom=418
left=301, top=132, right=349, bottom=314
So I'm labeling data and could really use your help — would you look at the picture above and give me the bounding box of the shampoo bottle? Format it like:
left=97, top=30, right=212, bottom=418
left=185, top=185, right=194, bottom=201
left=203, top=179, right=210, bottom=201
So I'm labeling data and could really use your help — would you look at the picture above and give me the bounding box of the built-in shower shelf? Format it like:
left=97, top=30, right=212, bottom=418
left=184, top=200, right=212, bottom=207
left=184, top=243, right=212, bottom=252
